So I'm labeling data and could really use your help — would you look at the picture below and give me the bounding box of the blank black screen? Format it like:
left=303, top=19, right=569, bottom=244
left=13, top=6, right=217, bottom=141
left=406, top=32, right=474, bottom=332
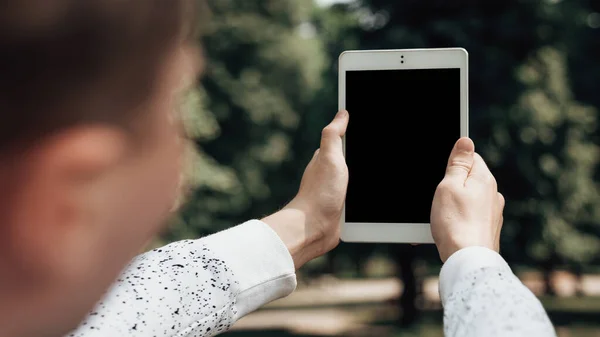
left=345, top=68, right=461, bottom=223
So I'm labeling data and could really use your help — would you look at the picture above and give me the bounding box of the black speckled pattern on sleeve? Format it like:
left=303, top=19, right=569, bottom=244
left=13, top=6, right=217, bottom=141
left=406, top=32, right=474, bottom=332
left=443, top=266, right=557, bottom=337
left=67, top=240, right=240, bottom=337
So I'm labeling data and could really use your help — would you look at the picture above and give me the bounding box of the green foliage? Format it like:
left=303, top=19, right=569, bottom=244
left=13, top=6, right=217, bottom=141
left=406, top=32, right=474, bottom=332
left=492, top=47, right=600, bottom=267
left=164, top=0, right=327, bottom=241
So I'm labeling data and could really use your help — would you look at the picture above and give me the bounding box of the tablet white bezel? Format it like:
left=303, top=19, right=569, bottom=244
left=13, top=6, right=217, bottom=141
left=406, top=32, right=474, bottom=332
left=339, top=48, right=469, bottom=243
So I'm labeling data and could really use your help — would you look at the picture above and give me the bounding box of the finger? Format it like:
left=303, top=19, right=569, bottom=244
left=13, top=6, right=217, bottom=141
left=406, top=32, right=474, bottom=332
left=320, top=110, right=349, bottom=155
left=497, top=192, right=505, bottom=210
left=495, top=214, right=504, bottom=252
left=496, top=193, right=505, bottom=231
left=495, top=193, right=505, bottom=252
left=467, top=153, right=495, bottom=185
left=313, top=148, right=320, bottom=159
left=444, top=137, right=475, bottom=183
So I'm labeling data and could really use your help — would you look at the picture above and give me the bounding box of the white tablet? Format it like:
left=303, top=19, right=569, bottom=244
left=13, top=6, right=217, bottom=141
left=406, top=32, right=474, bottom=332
left=339, top=48, right=469, bottom=243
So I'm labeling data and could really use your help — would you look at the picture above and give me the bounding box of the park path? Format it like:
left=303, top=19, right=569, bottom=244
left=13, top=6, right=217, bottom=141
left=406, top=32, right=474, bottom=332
left=231, top=277, right=402, bottom=335
left=230, top=273, right=600, bottom=336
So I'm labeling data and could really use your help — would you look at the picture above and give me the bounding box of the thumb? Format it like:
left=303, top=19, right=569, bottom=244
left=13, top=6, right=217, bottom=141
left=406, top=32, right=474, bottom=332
left=444, top=137, right=475, bottom=183
left=320, top=110, right=349, bottom=155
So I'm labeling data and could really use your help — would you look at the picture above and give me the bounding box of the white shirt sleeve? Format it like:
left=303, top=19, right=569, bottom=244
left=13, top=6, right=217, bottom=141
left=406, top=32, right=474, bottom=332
left=439, top=246, right=557, bottom=337
left=66, top=220, right=297, bottom=337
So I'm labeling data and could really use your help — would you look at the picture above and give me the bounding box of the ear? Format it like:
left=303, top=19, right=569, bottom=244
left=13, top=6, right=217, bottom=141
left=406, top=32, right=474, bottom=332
left=0, top=126, right=128, bottom=280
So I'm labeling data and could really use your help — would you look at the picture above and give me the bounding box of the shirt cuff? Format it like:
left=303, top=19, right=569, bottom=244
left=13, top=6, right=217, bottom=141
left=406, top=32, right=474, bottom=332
left=201, top=219, right=297, bottom=318
left=439, top=246, right=512, bottom=306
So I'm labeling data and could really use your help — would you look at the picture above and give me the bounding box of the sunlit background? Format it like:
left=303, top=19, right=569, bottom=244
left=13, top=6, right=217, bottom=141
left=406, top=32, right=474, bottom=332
left=154, top=1, right=600, bottom=336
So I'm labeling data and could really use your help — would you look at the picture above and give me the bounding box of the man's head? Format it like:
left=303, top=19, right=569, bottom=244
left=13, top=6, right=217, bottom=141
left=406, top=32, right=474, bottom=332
left=0, top=1, right=202, bottom=336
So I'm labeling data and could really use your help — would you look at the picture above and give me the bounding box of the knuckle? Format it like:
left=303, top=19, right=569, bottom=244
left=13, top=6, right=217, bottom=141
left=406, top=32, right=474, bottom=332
left=321, top=153, right=338, bottom=165
left=321, top=125, right=336, bottom=138
left=321, top=150, right=345, bottom=168
left=483, top=173, right=497, bottom=187
left=448, top=158, right=471, bottom=171
left=436, top=180, right=454, bottom=194
left=498, top=192, right=506, bottom=207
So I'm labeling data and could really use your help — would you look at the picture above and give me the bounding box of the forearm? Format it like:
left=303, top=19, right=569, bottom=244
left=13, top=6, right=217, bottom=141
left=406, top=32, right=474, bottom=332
left=440, top=247, right=556, bottom=337
left=67, top=220, right=297, bottom=337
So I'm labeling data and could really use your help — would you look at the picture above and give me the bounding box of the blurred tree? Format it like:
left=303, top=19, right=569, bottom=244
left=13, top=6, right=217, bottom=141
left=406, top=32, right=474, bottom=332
left=163, top=0, right=327, bottom=242
left=564, top=0, right=600, bottom=112
left=562, top=0, right=600, bottom=207
left=490, top=47, right=600, bottom=294
left=568, top=0, right=600, bottom=276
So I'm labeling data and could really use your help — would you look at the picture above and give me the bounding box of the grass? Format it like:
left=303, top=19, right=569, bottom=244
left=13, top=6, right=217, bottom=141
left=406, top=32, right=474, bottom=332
left=541, top=296, right=600, bottom=313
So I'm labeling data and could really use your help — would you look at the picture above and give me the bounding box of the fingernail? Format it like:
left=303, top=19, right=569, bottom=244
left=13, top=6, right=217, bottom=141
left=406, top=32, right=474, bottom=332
left=336, top=110, right=348, bottom=118
left=455, top=137, right=474, bottom=153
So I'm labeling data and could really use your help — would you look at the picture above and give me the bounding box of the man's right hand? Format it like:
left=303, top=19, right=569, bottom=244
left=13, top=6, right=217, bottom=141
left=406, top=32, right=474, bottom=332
left=430, top=137, right=505, bottom=262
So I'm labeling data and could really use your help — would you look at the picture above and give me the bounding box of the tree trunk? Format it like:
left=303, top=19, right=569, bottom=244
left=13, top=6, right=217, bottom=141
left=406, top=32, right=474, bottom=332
left=542, top=260, right=556, bottom=296
left=325, top=250, right=336, bottom=275
left=395, top=245, right=419, bottom=327
left=573, top=266, right=584, bottom=297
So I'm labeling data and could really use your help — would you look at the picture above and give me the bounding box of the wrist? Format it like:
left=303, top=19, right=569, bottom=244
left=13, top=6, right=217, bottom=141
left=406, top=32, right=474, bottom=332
left=261, top=204, right=323, bottom=269
left=440, top=241, right=497, bottom=263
